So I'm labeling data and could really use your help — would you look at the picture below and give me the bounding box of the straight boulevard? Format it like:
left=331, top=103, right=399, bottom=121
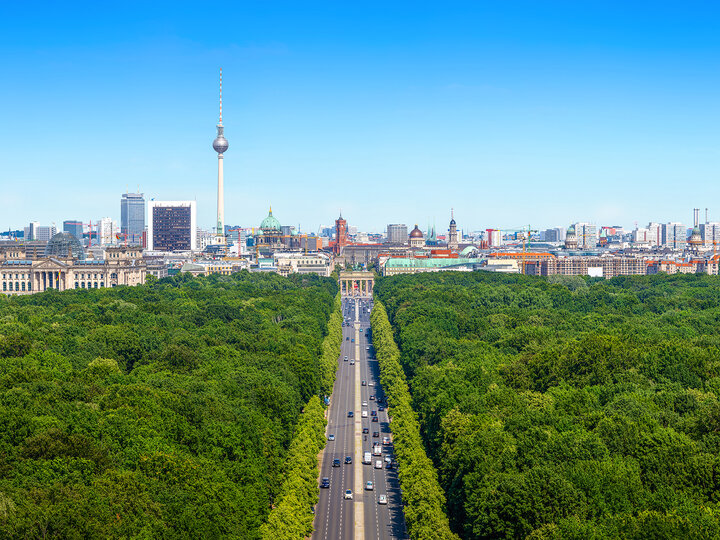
left=313, top=297, right=407, bottom=540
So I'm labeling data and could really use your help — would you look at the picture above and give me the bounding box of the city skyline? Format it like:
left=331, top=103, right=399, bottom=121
left=2, top=2, right=719, bottom=231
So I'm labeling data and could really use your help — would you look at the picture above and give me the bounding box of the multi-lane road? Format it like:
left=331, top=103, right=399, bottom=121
left=313, top=297, right=408, bottom=540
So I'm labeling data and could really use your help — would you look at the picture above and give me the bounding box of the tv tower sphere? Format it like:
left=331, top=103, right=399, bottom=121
left=213, top=128, right=228, bottom=154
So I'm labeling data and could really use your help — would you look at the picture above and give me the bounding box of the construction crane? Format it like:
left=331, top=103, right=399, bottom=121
left=492, top=225, right=539, bottom=275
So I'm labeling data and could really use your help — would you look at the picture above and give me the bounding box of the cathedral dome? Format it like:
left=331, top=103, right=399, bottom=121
left=260, top=207, right=281, bottom=231
left=409, top=225, right=423, bottom=239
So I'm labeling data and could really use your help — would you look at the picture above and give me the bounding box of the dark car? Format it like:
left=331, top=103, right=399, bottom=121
left=333, top=458, right=341, bottom=467
left=378, top=406, right=385, bottom=412
left=373, top=431, right=379, bottom=438
left=362, top=427, right=369, bottom=434
left=386, top=462, right=395, bottom=470
left=346, top=337, right=349, bottom=341
left=372, top=416, right=379, bottom=422
left=362, top=380, right=367, bottom=386
left=370, top=396, right=375, bottom=400
left=321, top=477, right=330, bottom=488
left=371, top=410, right=377, bottom=416
left=345, top=456, right=352, bottom=464
left=348, top=411, right=354, bottom=417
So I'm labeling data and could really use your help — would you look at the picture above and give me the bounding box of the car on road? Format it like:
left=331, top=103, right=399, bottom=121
left=375, top=460, right=383, bottom=469
left=344, top=489, right=353, bottom=500
left=351, top=339, right=355, bottom=343
left=385, top=455, right=392, bottom=463
left=370, top=396, right=375, bottom=401
left=371, top=410, right=376, bottom=416
left=346, top=337, right=349, bottom=341
left=345, top=456, right=352, bottom=464
left=348, top=411, right=354, bottom=417
left=362, top=380, right=367, bottom=386
left=378, top=406, right=385, bottom=411
left=333, top=458, right=341, bottom=467
left=321, top=477, right=330, bottom=488
left=369, top=382, right=374, bottom=386
left=362, top=401, right=367, bottom=407
left=362, top=411, right=368, bottom=418
left=366, top=346, right=370, bottom=350
left=372, top=416, right=378, bottom=422
left=362, top=427, right=369, bottom=433
left=365, top=481, right=374, bottom=491
left=344, top=355, right=348, bottom=361
left=378, top=494, right=388, bottom=505
left=328, top=434, right=335, bottom=441
left=383, top=436, right=390, bottom=445
left=373, top=431, right=379, bottom=437
left=350, top=360, right=355, bottom=365
left=386, top=461, right=395, bottom=470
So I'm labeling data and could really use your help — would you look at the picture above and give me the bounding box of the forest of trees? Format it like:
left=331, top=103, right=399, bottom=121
left=0, top=272, right=337, bottom=539
left=376, top=272, right=720, bottom=538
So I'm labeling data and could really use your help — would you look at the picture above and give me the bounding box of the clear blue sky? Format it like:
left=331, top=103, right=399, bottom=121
left=1, top=1, right=719, bottom=234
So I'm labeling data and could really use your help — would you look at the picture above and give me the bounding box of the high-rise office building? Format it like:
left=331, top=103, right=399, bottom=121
left=541, top=227, right=565, bottom=242
left=701, top=223, right=720, bottom=248
left=147, top=201, right=197, bottom=252
left=662, top=222, right=686, bottom=249
left=63, top=220, right=84, bottom=242
left=24, top=221, right=40, bottom=241
left=573, top=223, right=597, bottom=249
left=121, top=192, right=145, bottom=245
left=386, top=224, right=408, bottom=244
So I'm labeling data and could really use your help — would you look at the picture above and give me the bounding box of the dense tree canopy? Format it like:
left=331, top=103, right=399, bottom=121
left=0, top=271, right=337, bottom=539
left=376, top=272, right=720, bottom=538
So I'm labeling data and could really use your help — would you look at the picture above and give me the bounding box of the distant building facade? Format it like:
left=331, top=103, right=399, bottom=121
left=36, top=225, right=57, bottom=242
left=386, top=224, right=408, bottom=245
left=147, top=201, right=197, bottom=252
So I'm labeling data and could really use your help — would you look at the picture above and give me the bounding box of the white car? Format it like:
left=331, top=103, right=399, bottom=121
left=362, top=401, right=367, bottom=407
left=366, top=481, right=374, bottom=491
left=375, top=460, right=383, bottom=469
left=378, top=494, right=388, bottom=505
left=385, top=456, right=391, bottom=464
left=328, top=434, right=335, bottom=441
left=362, top=411, right=368, bottom=418
left=369, top=382, right=374, bottom=386
left=344, top=489, right=353, bottom=500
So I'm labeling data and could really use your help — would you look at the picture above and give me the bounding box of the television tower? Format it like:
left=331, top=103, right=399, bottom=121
left=212, top=68, right=229, bottom=245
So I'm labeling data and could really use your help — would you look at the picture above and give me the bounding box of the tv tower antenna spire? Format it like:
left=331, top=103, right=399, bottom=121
left=212, top=68, right=229, bottom=246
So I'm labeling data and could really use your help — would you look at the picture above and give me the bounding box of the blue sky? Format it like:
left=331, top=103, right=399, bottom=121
left=1, top=1, right=719, bottom=234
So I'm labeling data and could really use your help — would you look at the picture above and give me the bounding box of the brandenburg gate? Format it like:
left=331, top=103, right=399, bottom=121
left=339, top=271, right=374, bottom=297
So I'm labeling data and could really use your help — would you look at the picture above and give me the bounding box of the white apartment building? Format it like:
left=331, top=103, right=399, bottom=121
left=573, top=223, right=598, bottom=249
left=662, top=222, right=686, bottom=249
left=98, top=217, right=116, bottom=245
left=701, top=222, right=720, bottom=249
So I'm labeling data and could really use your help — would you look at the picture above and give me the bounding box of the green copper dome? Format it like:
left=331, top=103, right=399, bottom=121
left=260, top=207, right=281, bottom=231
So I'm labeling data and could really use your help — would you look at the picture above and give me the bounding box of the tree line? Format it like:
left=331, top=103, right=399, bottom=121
left=260, top=293, right=342, bottom=539
left=371, top=301, right=459, bottom=540
left=0, top=271, right=337, bottom=538
left=376, top=272, right=720, bottom=538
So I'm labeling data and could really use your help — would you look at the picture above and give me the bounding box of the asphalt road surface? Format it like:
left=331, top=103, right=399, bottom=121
left=313, top=297, right=408, bottom=540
